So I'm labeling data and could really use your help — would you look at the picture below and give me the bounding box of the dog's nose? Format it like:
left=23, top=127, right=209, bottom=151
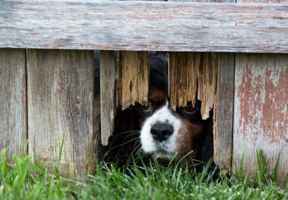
left=150, top=123, right=173, bottom=142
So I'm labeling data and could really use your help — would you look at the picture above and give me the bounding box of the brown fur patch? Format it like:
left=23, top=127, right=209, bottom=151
left=175, top=115, right=204, bottom=159
left=148, top=87, right=165, bottom=102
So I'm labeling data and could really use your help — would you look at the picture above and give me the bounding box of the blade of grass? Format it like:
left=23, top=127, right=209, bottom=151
left=257, top=171, right=263, bottom=191
left=56, top=132, right=65, bottom=175
left=1, top=149, right=8, bottom=179
left=19, top=155, right=30, bottom=186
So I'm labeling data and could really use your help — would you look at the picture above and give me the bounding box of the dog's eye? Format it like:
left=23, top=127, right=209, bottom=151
left=142, top=102, right=152, bottom=112
left=183, top=104, right=196, bottom=114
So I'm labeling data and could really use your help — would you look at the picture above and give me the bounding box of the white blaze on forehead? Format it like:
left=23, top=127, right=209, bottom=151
left=140, top=101, right=182, bottom=158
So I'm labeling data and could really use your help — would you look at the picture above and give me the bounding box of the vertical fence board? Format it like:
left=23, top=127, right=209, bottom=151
left=27, top=49, right=94, bottom=179
left=100, top=51, right=116, bottom=146
left=169, top=52, right=200, bottom=111
left=0, top=49, right=26, bottom=163
left=214, top=53, right=234, bottom=172
left=117, top=51, right=150, bottom=110
left=198, top=53, right=219, bottom=120
left=234, top=53, right=288, bottom=183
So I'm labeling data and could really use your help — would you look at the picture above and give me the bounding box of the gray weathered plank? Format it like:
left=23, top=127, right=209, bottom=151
left=0, top=49, right=26, bottom=163
left=1, top=1, right=288, bottom=53
left=100, top=51, right=116, bottom=146
left=27, top=49, right=94, bottom=179
left=214, top=53, right=234, bottom=172
left=237, top=0, right=288, bottom=3
left=233, top=53, right=288, bottom=183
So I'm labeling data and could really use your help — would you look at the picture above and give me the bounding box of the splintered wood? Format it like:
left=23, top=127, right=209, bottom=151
left=169, top=52, right=200, bottom=111
left=198, top=53, right=219, bottom=119
left=169, top=52, right=218, bottom=120
left=117, top=51, right=150, bottom=110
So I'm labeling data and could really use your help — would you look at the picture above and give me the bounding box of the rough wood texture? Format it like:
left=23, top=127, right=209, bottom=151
left=238, top=0, right=288, bottom=3
left=117, top=51, right=150, bottom=110
left=1, top=1, right=288, bottom=53
left=169, top=0, right=236, bottom=2
left=0, top=49, right=26, bottom=163
left=100, top=51, right=116, bottom=146
left=214, top=53, right=234, bottom=172
left=233, top=53, right=288, bottom=183
left=169, top=52, right=218, bottom=119
left=169, top=52, right=200, bottom=111
left=198, top=53, right=219, bottom=120
left=27, top=49, right=94, bottom=179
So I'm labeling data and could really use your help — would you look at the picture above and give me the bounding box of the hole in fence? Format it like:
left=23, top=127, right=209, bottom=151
left=94, top=50, right=216, bottom=172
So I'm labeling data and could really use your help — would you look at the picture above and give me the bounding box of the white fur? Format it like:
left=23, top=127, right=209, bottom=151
left=140, top=101, right=182, bottom=159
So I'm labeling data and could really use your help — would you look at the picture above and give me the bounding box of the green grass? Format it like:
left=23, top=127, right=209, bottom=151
left=0, top=147, right=287, bottom=200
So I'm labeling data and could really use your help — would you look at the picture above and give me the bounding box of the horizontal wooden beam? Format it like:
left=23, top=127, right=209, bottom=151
left=1, top=1, right=288, bottom=53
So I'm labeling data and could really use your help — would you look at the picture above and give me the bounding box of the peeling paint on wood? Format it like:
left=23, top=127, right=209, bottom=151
left=117, top=51, right=149, bottom=110
left=214, top=53, right=234, bottom=172
left=27, top=49, right=94, bottom=179
left=198, top=53, right=219, bottom=120
left=1, top=1, right=288, bottom=53
left=233, top=53, right=288, bottom=183
left=237, top=0, right=288, bottom=3
left=100, top=51, right=116, bottom=146
left=169, top=52, right=200, bottom=111
left=0, top=49, right=26, bottom=163
left=169, top=0, right=236, bottom=2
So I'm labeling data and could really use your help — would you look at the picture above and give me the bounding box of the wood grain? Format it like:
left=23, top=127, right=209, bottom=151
left=169, top=0, right=236, bottom=2
left=169, top=52, right=217, bottom=119
left=100, top=51, right=116, bottom=146
left=237, top=0, right=288, bottom=3
left=117, top=51, right=150, bottom=110
left=0, top=49, right=26, bottom=163
left=1, top=1, right=288, bottom=53
left=214, top=53, right=234, bottom=172
left=169, top=52, right=200, bottom=111
left=198, top=53, right=218, bottom=120
left=27, top=49, right=94, bottom=179
left=233, top=53, right=288, bottom=183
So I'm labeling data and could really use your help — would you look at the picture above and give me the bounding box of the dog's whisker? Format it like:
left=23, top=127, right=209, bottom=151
left=108, top=137, right=140, bottom=151
left=131, top=143, right=142, bottom=155
left=111, top=130, right=140, bottom=138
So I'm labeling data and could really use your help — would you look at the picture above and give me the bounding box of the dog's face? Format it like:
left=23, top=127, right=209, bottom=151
left=137, top=55, right=208, bottom=161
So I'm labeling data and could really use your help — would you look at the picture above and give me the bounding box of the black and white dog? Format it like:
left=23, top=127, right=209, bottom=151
left=94, top=51, right=215, bottom=171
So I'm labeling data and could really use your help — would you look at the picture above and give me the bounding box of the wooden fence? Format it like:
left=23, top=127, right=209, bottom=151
left=0, top=0, right=288, bottom=182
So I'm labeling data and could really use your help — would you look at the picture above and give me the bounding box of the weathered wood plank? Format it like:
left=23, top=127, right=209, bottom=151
left=169, top=52, right=200, bottom=111
left=100, top=51, right=116, bottom=146
left=233, top=53, right=288, bottom=183
left=169, top=0, right=236, bottom=2
left=198, top=53, right=219, bottom=120
left=27, top=49, right=94, bottom=179
left=1, top=1, right=288, bottom=53
left=0, top=49, right=26, bottom=163
left=237, top=0, right=288, bottom=3
left=214, top=53, right=234, bottom=172
left=116, top=51, right=150, bottom=110
left=169, top=52, right=218, bottom=119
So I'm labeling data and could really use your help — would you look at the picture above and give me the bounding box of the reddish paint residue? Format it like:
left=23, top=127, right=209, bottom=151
left=237, top=62, right=288, bottom=145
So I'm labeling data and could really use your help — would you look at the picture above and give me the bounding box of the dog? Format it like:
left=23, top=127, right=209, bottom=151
left=94, top=51, right=215, bottom=171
